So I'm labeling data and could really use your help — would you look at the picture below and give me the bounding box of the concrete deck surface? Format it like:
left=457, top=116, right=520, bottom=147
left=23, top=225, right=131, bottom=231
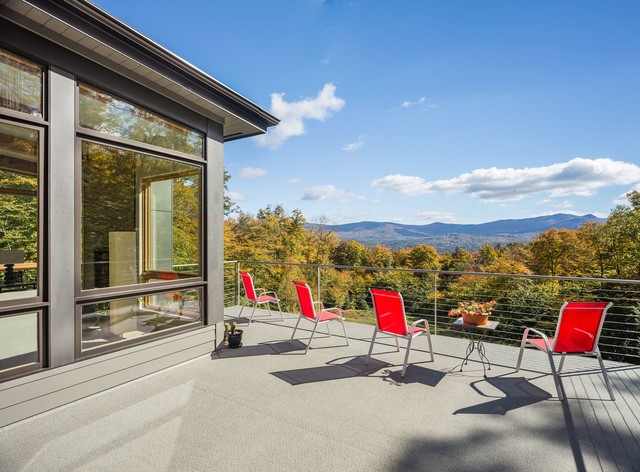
left=1, top=307, right=639, bottom=472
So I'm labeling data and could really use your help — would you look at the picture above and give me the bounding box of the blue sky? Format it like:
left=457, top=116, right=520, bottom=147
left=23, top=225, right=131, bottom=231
left=94, top=0, right=640, bottom=225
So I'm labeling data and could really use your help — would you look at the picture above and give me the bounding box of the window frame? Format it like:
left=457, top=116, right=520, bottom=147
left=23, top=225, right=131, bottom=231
left=0, top=116, right=46, bottom=310
left=0, top=49, right=48, bottom=383
left=74, top=83, right=208, bottom=358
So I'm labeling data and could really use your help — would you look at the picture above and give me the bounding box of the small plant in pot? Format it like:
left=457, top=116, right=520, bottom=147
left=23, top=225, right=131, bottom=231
left=448, top=300, right=497, bottom=326
left=225, top=322, right=243, bottom=348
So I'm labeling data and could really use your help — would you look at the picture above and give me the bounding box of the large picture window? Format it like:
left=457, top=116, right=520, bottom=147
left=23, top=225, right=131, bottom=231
left=81, top=141, right=202, bottom=291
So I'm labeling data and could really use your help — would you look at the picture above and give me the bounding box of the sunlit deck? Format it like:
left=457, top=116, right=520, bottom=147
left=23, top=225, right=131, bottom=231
left=1, top=307, right=639, bottom=471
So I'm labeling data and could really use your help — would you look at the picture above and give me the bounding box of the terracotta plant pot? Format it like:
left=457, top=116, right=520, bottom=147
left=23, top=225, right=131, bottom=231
left=462, top=313, right=489, bottom=326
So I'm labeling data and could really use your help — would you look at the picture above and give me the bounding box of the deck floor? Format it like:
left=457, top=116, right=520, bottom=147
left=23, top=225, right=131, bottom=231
left=1, top=307, right=639, bottom=472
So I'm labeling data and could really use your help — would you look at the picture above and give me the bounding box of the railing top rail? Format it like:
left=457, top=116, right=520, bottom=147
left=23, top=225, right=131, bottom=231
left=224, top=259, right=640, bottom=285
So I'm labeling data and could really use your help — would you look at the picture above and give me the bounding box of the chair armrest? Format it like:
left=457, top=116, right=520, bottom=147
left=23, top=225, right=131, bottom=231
left=313, top=300, right=325, bottom=310
left=409, top=318, right=428, bottom=334
left=258, top=290, right=278, bottom=298
left=523, top=327, right=552, bottom=351
left=323, top=307, right=341, bottom=313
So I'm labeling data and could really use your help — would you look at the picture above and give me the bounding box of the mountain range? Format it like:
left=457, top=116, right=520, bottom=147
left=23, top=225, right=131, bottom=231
left=308, top=213, right=605, bottom=252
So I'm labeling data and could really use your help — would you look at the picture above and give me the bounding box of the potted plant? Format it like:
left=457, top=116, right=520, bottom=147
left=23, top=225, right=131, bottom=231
left=448, top=300, right=497, bottom=326
left=225, top=321, right=243, bottom=348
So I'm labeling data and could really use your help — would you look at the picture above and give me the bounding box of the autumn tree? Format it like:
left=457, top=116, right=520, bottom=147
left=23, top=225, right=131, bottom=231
left=529, top=228, right=579, bottom=276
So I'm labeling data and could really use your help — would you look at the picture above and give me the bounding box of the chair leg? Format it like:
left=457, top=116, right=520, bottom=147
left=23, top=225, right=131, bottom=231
left=595, top=348, right=615, bottom=401
left=290, top=316, right=302, bottom=343
left=425, top=329, right=434, bottom=362
left=395, top=337, right=400, bottom=352
left=326, top=322, right=332, bottom=337
left=546, top=351, right=564, bottom=401
left=305, top=320, right=320, bottom=354
left=237, top=304, right=245, bottom=320
left=341, top=319, right=349, bottom=346
left=515, top=335, right=527, bottom=372
left=276, top=300, right=284, bottom=321
left=248, top=303, right=257, bottom=324
left=366, top=328, right=378, bottom=364
left=402, top=336, right=413, bottom=377
left=558, top=354, right=566, bottom=372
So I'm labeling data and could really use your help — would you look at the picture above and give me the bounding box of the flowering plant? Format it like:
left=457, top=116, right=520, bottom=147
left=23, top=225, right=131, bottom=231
left=448, top=300, right=497, bottom=317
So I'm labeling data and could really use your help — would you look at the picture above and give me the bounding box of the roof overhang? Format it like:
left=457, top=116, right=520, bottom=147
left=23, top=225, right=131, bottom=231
left=0, top=0, right=279, bottom=141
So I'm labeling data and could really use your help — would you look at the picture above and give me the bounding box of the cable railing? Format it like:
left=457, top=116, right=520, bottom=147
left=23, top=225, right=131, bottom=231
left=223, top=260, right=640, bottom=364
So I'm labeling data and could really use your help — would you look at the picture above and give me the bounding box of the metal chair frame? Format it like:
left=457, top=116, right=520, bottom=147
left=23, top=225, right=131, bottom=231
left=238, top=271, right=283, bottom=323
left=516, top=301, right=615, bottom=401
left=290, top=280, right=349, bottom=354
left=367, top=288, right=434, bottom=377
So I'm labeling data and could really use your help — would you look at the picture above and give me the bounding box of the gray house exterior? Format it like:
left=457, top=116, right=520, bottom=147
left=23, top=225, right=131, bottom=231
left=0, top=0, right=277, bottom=427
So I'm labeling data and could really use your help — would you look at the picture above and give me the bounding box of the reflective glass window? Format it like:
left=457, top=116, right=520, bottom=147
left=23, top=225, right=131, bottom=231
left=0, top=312, right=40, bottom=376
left=81, top=141, right=201, bottom=290
left=78, top=84, right=204, bottom=157
left=0, top=49, right=44, bottom=117
left=81, top=288, right=202, bottom=351
left=0, top=122, right=39, bottom=301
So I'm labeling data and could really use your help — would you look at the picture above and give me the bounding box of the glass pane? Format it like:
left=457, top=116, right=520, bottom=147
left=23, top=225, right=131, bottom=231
left=0, top=312, right=39, bottom=373
left=0, top=122, right=39, bottom=301
left=78, top=84, right=204, bottom=157
left=81, top=141, right=201, bottom=290
left=0, top=49, right=43, bottom=117
left=81, top=288, right=202, bottom=351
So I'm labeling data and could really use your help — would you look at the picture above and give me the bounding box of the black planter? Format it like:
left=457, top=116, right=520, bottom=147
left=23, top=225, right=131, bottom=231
left=228, top=330, right=243, bottom=348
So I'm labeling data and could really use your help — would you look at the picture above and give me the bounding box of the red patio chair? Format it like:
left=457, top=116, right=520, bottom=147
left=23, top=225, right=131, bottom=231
left=368, top=288, right=434, bottom=377
left=515, top=301, right=615, bottom=401
left=290, top=280, right=349, bottom=354
left=238, top=271, right=283, bottom=323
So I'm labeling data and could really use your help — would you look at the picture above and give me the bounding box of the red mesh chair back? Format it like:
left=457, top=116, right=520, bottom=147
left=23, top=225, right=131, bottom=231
left=370, top=288, right=408, bottom=336
left=293, top=281, right=316, bottom=320
left=554, top=302, right=611, bottom=353
left=239, top=271, right=257, bottom=302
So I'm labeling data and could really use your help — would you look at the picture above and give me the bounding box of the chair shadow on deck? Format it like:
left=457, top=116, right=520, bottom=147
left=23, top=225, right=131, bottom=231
left=271, top=355, right=446, bottom=387
left=454, top=375, right=552, bottom=415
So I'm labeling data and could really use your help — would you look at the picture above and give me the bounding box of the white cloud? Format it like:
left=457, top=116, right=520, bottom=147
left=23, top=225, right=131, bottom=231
left=372, top=158, right=640, bottom=202
left=401, top=97, right=426, bottom=108
left=342, top=135, right=365, bottom=152
left=238, top=167, right=267, bottom=179
left=614, top=182, right=640, bottom=205
left=288, top=178, right=302, bottom=184
left=253, top=83, right=345, bottom=149
left=416, top=211, right=456, bottom=223
left=371, top=199, right=381, bottom=205
left=301, top=184, right=365, bottom=202
left=227, top=191, right=246, bottom=201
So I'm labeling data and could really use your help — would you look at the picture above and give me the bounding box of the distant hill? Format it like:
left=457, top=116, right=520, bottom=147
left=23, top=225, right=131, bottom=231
left=307, top=213, right=605, bottom=252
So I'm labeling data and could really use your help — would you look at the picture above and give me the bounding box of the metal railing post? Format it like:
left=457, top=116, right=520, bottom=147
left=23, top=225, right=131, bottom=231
left=235, top=261, right=240, bottom=306
left=317, top=266, right=321, bottom=301
left=433, top=273, right=438, bottom=335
